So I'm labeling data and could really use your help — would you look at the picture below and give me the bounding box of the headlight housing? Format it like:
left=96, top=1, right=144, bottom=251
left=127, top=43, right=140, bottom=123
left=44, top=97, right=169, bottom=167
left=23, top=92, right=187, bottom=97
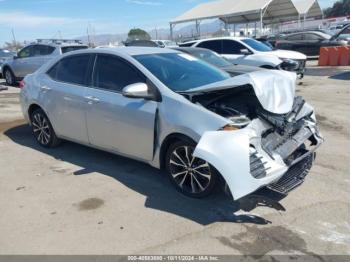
left=220, top=115, right=251, bottom=131
left=279, top=58, right=299, bottom=71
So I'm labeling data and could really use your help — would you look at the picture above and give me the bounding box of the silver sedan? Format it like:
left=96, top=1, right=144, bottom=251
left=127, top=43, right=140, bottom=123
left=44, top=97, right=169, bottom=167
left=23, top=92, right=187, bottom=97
left=19, top=47, right=323, bottom=205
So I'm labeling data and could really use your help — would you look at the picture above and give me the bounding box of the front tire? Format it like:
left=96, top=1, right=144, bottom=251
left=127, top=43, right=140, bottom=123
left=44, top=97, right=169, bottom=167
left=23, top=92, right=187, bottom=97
left=165, top=140, right=217, bottom=198
left=4, top=68, right=16, bottom=86
left=30, top=108, right=60, bottom=148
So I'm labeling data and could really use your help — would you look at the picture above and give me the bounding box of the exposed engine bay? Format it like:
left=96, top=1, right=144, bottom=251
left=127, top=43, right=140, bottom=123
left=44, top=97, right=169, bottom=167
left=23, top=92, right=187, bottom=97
left=185, top=85, right=258, bottom=128
left=184, top=83, right=324, bottom=201
left=186, top=85, right=319, bottom=166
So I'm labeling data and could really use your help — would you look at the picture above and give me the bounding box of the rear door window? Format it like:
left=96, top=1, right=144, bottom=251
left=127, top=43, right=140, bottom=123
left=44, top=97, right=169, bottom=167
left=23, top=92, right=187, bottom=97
left=31, top=45, right=55, bottom=57
left=197, top=40, right=222, bottom=53
left=92, top=54, right=145, bottom=92
left=47, top=54, right=91, bottom=85
left=39, top=45, right=55, bottom=55
left=222, top=40, right=247, bottom=54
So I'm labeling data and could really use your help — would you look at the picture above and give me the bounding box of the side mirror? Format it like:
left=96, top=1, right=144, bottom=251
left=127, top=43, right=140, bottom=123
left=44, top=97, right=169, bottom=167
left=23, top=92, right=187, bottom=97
left=122, top=83, right=155, bottom=100
left=240, top=49, right=251, bottom=55
left=13, top=55, right=18, bottom=60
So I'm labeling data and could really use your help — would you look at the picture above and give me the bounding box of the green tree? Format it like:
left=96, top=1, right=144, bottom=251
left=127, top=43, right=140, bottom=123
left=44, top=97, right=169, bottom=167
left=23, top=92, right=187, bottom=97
left=127, top=28, right=151, bottom=41
left=324, top=0, right=350, bottom=17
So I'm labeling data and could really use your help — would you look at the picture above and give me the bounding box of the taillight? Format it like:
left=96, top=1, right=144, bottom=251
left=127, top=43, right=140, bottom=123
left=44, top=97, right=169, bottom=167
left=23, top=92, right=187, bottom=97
left=19, top=80, right=25, bottom=89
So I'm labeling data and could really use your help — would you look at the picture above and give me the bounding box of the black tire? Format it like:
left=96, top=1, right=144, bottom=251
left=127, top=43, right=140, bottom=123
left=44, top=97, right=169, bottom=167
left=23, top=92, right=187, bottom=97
left=165, top=139, right=217, bottom=198
left=3, top=68, right=16, bottom=86
left=30, top=108, right=61, bottom=148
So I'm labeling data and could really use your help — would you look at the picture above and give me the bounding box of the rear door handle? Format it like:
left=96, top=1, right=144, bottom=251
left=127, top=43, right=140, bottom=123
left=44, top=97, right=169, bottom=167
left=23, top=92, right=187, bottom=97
left=85, top=96, right=100, bottom=104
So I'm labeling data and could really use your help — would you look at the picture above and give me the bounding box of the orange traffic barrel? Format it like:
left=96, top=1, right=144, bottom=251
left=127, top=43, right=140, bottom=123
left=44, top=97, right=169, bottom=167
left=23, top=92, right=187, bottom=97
left=329, top=47, right=341, bottom=66
left=318, top=47, right=330, bottom=66
left=339, top=46, right=350, bottom=66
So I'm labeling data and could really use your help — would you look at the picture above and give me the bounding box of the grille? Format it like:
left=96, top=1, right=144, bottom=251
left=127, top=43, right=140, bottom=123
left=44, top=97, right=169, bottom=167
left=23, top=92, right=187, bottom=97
left=250, top=149, right=270, bottom=179
left=262, top=127, right=313, bottom=161
left=267, top=154, right=313, bottom=194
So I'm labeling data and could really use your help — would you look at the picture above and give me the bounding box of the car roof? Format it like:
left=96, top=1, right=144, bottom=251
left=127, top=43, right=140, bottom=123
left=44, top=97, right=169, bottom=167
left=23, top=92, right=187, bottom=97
left=172, top=47, right=211, bottom=53
left=286, top=31, right=331, bottom=38
left=70, top=47, right=179, bottom=56
left=287, top=31, right=324, bottom=35
left=24, top=42, right=88, bottom=49
left=196, top=37, right=249, bottom=42
left=180, top=37, right=250, bottom=46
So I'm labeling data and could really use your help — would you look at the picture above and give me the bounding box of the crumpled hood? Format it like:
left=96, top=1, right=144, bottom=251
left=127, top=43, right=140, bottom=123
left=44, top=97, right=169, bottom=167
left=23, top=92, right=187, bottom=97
left=186, top=70, right=297, bottom=114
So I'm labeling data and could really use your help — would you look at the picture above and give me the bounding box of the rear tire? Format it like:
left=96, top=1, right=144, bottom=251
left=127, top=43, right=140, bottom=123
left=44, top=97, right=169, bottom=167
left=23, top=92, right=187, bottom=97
left=165, top=139, right=217, bottom=198
left=30, top=108, right=61, bottom=148
left=4, top=68, right=16, bottom=86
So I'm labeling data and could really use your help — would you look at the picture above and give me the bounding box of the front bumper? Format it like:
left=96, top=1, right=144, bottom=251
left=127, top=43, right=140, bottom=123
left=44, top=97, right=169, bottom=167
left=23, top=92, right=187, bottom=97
left=267, top=152, right=314, bottom=194
left=194, top=109, right=324, bottom=200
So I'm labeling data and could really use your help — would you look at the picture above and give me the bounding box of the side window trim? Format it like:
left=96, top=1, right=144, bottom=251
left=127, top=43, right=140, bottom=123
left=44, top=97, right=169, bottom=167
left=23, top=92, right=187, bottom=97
left=90, top=53, right=147, bottom=94
left=45, top=54, right=94, bottom=87
left=198, top=40, right=223, bottom=54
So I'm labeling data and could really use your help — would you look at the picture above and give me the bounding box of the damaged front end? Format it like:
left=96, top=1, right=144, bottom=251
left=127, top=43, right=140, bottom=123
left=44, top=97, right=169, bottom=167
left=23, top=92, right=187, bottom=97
left=185, top=71, right=324, bottom=204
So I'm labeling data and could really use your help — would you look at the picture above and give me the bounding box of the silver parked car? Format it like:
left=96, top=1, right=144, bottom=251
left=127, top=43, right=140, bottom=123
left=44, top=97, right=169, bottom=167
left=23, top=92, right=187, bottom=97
left=0, top=49, right=16, bottom=77
left=2, top=39, right=88, bottom=86
left=20, top=47, right=323, bottom=206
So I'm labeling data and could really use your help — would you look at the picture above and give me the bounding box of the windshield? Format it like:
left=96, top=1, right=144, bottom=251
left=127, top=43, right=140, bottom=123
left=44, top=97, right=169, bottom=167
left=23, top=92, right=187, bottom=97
left=134, top=53, right=230, bottom=92
left=242, top=38, right=273, bottom=52
left=188, top=49, right=232, bottom=68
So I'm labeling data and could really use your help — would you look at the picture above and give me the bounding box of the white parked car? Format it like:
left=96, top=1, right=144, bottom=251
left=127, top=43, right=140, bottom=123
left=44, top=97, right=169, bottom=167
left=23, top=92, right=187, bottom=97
left=180, top=37, right=307, bottom=78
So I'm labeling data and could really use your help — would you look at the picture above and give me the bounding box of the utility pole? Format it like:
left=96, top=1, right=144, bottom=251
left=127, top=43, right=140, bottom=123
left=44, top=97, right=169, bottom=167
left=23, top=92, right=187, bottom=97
left=87, top=27, right=91, bottom=47
left=11, top=28, right=17, bottom=44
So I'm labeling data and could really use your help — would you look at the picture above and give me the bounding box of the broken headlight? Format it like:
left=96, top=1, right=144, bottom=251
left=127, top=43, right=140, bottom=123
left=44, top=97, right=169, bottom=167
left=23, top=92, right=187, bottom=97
left=279, top=58, right=299, bottom=71
left=220, top=116, right=251, bottom=131
left=210, top=103, right=251, bottom=129
left=228, top=115, right=251, bottom=128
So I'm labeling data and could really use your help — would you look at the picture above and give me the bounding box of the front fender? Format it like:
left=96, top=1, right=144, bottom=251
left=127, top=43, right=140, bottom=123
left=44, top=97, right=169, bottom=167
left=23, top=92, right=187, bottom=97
left=193, top=129, right=288, bottom=200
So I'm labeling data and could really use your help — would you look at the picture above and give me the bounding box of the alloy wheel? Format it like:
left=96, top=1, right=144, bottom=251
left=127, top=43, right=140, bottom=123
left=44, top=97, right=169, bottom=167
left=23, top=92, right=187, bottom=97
left=32, top=112, right=51, bottom=146
left=169, top=145, right=211, bottom=194
left=5, top=70, right=13, bottom=85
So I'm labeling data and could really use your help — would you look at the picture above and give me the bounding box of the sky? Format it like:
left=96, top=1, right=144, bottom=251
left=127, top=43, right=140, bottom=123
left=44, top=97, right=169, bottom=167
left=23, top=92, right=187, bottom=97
left=0, top=0, right=340, bottom=45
